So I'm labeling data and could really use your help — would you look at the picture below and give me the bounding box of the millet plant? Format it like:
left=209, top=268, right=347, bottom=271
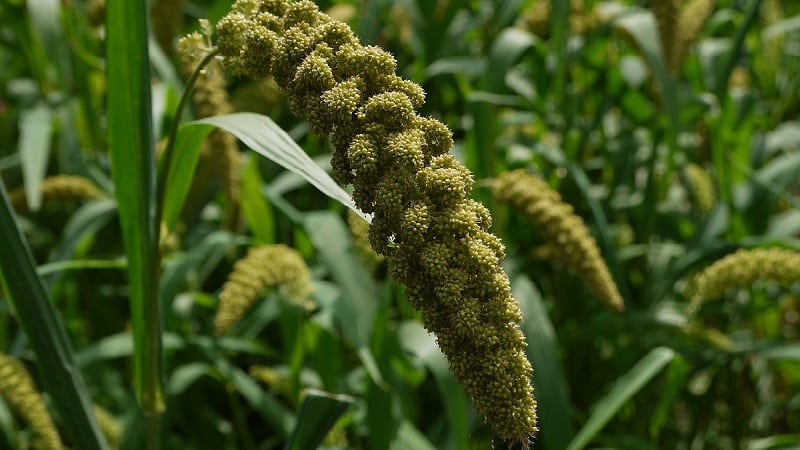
left=1, top=0, right=799, bottom=449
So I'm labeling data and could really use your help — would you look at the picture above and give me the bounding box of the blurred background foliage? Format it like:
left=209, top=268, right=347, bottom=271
left=1, top=0, right=800, bottom=449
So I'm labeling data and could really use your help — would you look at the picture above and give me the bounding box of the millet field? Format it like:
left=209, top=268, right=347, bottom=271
left=1, top=0, right=799, bottom=449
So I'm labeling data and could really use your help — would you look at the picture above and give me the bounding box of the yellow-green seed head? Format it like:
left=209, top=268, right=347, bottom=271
left=178, top=29, right=242, bottom=231
left=215, top=244, right=313, bottom=335
left=672, top=0, right=715, bottom=73
left=249, top=365, right=294, bottom=400
left=0, top=354, right=64, bottom=450
left=650, top=0, right=680, bottom=72
left=93, top=405, right=121, bottom=448
left=494, top=169, right=625, bottom=312
left=518, top=0, right=594, bottom=36
left=684, top=163, right=716, bottom=214
left=8, top=175, right=104, bottom=213
left=151, top=0, right=186, bottom=54
left=687, top=248, right=800, bottom=314
left=204, top=0, right=538, bottom=441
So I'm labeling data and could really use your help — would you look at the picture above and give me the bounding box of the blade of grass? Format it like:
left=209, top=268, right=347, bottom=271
left=50, top=198, right=116, bottom=264
left=105, top=0, right=161, bottom=447
left=283, top=389, right=353, bottom=450
left=614, top=9, right=679, bottom=146
left=160, top=122, right=214, bottom=229
left=0, top=400, right=17, bottom=449
left=303, top=211, right=387, bottom=389
left=397, top=321, right=470, bottom=450
left=566, top=347, right=676, bottom=450
left=240, top=156, right=275, bottom=245
left=549, top=0, right=570, bottom=104
left=0, top=183, right=109, bottom=450
left=393, top=420, right=438, bottom=450
left=193, top=113, right=367, bottom=221
left=512, top=275, right=574, bottom=450
left=714, top=0, right=761, bottom=103
left=18, top=102, right=53, bottom=211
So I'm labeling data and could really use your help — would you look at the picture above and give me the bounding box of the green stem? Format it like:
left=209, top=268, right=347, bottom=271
left=155, top=48, right=220, bottom=242
left=148, top=47, right=219, bottom=450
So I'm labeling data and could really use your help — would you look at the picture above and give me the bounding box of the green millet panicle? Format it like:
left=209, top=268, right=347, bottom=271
left=210, top=0, right=538, bottom=442
left=650, top=0, right=680, bottom=72
left=672, top=0, right=715, bottom=73
left=215, top=244, right=313, bottom=335
left=493, top=169, right=625, bottom=312
left=8, top=175, right=104, bottom=213
left=93, top=405, right=122, bottom=448
left=0, top=354, right=64, bottom=450
left=684, top=163, right=716, bottom=214
left=178, top=29, right=242, bottom=231
left=688, top=248, right=800, bottom=315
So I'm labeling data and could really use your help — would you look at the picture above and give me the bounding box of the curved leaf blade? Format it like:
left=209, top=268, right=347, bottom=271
left=193, top=113, right=367, bottom=221
left=566, top=347, right=676, bottom=450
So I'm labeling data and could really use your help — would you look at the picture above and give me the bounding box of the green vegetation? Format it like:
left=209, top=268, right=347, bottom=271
left=1, top=0, right=799, bottom=449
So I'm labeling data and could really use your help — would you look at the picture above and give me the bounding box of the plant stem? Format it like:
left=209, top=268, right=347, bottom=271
left=155, top=48, right=220, bottom=242
left=148, top=48, right=219, bottom=450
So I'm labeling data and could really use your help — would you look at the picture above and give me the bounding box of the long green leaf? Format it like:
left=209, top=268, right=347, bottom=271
left=193, top=113, right=367, bottom=221
left=106, top=0, right=161, bottom=445
left=18, top=102, right=53, bottom=211
left=240, top=156, right=275, bottom=244
left=512, top=276, right=573, bottom=450
left=0, top=184, right=108, bottom=450
left=160, top=123, right=214, bottom=229
left=566, top=347, right=676, bottom=450
left=397, top=321, right=470, bottom=450
left=303, top=211, right=386, bottom=388
left=613, top=9, right=679, bottom=145
left=393, top=420, right=438, bottom=450
left=284, top=389, right=353, bottom=450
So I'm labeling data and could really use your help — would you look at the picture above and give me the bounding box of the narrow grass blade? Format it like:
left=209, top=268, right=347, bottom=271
left=393, top=421, right=438, bottom=450
left=26, top=0, right=70, bottom=81
left=240, top=156, right=275, bottom=244
left=759, top=344, right=800, bottom=361
left=0, top=400, right=17, bottom=449
left=549, top=0, right=570, bottom=103
left=512, top=276, right=573, bottom=450
left=614, top=10, right=679, bottom=144
left=487, top=28, right=537, bottom=93
left=566, top=347, right=676, bottom=450
left=398, top=321, right=470, bottom=450
left=303, top=211, right=386, bottom=388
left=212, top=356, right=295, bottom=437
left=0, top=184, right=109, bottom=450
left=160, top=123, right=214, bottom=229
left=18, top=102, right=53, bottom=211
left=649, top=355, right=689, bottom=439
left=715, top=0, right=761, bottom=102
left=106, top=0, right=161, bottom=443
left=284, top=389, right=353, bottom=450
left=194, top=113, right=367, bottom=221
left=50, top=199, right=116, bottom=263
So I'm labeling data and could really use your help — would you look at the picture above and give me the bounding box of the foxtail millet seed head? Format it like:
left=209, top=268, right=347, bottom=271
left=0, top=354, right=64, bottom=450
left=687, top=248, right=800, bottom=315
left=8, top=175, right=104, bottom=213
left=683, top=163, right=716, bottom=214
left=215, top=244, right=313, bottom=335
left=493, top=169, right=625, bottom=312
left=673, top=0, right=715, bottom=73
left=178, top=29, right=242, bottom=231
left=202, top=0, right=539, bottom=442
